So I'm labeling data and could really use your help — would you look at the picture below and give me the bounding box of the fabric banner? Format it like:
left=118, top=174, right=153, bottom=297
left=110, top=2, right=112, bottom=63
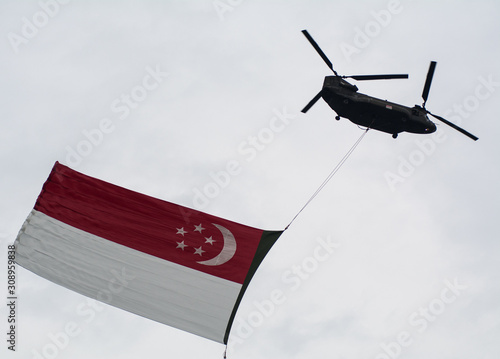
left=15, top=162, right=282, bottom=343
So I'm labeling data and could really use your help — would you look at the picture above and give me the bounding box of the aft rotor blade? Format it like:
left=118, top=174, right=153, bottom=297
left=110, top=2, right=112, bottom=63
left=301, top=30, right=338, bottom=75
left=347, top=74, right=409, bottom=81
left=301, top=90, right=323, bottom=113
left=422, top=61, right=437, bottom=107
left=428, top=111, right=478, bottom=141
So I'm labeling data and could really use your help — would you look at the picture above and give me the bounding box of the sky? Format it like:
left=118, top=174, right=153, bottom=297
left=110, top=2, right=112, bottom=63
left=1, top=0, right=499, bottom=358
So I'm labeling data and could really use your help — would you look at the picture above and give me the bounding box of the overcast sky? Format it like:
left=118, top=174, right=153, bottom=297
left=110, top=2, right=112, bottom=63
left=1, top=1, right=499, bottom=358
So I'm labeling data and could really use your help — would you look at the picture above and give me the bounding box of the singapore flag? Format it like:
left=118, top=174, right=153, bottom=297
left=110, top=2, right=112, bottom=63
left=14, top=162, right=282, bottom=344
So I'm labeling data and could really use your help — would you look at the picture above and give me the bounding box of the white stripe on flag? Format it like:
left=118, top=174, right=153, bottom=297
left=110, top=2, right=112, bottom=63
left=15, top=210, right=242, bottom=343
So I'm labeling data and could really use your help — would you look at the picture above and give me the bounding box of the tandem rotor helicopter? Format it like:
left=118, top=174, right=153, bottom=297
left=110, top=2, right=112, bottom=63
left=301, top=30, right=478, bottom=141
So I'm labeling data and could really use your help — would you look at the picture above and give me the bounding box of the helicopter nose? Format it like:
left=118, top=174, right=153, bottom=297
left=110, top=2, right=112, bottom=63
left=425, top=121, right=436, bottom=133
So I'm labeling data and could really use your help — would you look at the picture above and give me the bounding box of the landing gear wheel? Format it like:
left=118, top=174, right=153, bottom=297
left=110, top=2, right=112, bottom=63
left=392, top=133, right=398, bottom=139
left=335, top=116, right=340, bottom=121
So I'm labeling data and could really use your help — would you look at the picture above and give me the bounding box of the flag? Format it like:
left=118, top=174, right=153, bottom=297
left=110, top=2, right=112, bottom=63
left=14, top=162, right=282, bottom=344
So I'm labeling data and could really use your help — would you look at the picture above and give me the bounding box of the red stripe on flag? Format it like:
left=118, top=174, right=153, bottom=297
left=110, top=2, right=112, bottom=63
left=34, top=162, right=264, bottom=284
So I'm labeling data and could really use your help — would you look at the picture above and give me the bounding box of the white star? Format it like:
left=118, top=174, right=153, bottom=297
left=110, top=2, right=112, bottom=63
left=194, top=246, right=205, bottom=256
left=176, top=241, right=187, bottom=250
left=176, top=227, right=187, bottom=236
left=194, top=223, right=205, bottom=233
left=204, top=236, right=215, bottom=245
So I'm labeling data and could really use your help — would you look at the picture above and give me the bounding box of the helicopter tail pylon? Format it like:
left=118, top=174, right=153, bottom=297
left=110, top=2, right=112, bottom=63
left=301, top=29, right=408, bottom=114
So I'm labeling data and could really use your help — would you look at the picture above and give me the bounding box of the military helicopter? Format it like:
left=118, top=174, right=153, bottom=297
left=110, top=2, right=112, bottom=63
left=301, top=30, right=478, bottom=141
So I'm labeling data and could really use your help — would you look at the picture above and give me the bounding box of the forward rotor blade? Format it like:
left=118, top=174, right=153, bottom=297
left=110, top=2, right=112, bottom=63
left=301, top=30, right=338, bottom=75
left=428, top=111, right=478, bottom=141
left=422, top=61, right=437, bottom=107
left=301, top=90, right=323, bottom=113
left=347, top=74, right=409, bottom=81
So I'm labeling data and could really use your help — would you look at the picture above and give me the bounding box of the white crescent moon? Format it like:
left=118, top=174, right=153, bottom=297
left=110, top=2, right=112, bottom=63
left=197, top=223, right=237, bottom=266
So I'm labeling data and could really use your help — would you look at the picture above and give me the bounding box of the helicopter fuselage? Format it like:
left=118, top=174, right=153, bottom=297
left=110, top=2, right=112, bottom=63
left=321, top=76, right=436, bottom=137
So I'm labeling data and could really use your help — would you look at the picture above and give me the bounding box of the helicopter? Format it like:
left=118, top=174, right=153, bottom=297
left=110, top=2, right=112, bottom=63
left=301, top=30, right=478, bottom=141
